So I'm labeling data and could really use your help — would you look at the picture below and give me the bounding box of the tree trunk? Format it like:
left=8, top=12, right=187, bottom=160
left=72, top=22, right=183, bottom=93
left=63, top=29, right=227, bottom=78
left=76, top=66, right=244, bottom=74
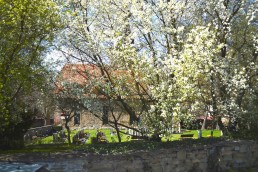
left=45, top=113, right=51, bottom=125
left=65, top=118, right=71, bottom=144
left=210, top=73, right=219, bottom=131
left=114, top=122, right=121, bottom=143
left=217, top=116, right=227, bottom=136
left=201, top=112, right=208, bottom=130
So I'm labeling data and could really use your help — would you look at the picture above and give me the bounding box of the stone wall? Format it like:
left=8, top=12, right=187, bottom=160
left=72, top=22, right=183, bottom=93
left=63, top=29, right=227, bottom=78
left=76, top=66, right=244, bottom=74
left=81, top=140, right=258, bottom=172
left=1, top=140, right=258, bottom=172
left=54, top=110, right=131, bottom=129
left=79, top=112, right=130, bottom=128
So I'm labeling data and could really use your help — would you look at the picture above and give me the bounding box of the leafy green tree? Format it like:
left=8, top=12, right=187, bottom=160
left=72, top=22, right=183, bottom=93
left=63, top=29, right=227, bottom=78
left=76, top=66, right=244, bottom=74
left=0, top=0, right=61, bottom=149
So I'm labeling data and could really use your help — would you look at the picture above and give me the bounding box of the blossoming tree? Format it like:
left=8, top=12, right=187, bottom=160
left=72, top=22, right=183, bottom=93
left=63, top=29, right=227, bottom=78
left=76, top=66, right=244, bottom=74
left=57, top=0, right=257, bottom=138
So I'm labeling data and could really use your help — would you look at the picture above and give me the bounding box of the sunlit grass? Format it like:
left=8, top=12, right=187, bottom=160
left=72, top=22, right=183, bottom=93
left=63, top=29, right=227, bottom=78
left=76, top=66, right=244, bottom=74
left=29, top=129, right=129, bottom=145
left=29, top=129, right=222, bottom=145
left=161, top=129, right=221, bottom=141
left=0, top=129, right=222, bottom=154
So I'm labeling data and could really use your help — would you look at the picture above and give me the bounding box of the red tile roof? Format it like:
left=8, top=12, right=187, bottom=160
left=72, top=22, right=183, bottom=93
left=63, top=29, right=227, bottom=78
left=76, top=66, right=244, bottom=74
left=56, top=63, right=146, bottom=99
left=55, top=63, right=129, bottom=94
left=60, top=64, right=101, bottom=85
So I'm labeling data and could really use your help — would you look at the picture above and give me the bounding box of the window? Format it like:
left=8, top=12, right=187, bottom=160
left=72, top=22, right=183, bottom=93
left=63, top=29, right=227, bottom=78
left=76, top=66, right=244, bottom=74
left=50, top=118, right=54, bottom=125
left=74, top=111, right=80, bottom=125
left=102, top=106, right=109, bottom=125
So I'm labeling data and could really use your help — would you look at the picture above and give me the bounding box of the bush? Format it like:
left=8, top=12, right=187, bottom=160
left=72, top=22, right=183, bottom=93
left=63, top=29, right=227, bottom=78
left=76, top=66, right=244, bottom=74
left=229, top=113, right=258, bottom=139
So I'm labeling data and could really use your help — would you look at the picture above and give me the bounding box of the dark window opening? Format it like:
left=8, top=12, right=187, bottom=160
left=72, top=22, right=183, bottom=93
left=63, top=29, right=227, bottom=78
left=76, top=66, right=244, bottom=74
left=74, top=111, right=80, bottom=125
left=102, top=106, right=109, bottom=125
left=50, top=118, right=54, bottom=125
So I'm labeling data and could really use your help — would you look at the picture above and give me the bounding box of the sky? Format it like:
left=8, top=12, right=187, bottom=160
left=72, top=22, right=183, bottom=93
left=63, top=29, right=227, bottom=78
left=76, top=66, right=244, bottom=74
left=45, top=49, right=66, bottom=71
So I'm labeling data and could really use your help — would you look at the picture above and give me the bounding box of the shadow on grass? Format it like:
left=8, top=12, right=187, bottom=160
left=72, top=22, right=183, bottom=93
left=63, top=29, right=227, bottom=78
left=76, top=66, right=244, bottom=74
left=0, top=137, right=225, bottom=155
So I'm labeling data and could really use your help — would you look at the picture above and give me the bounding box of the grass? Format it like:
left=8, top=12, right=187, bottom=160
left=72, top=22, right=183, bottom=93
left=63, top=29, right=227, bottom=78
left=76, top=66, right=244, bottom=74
left=31, top=129, right=129, bottom=145
left=0, top=129, right=222, bottom=154
left=34, top=129, right=222, bottom=145
left=161, top=129, right=221, bottom=141
left=0, top=137, right=225, bottom=155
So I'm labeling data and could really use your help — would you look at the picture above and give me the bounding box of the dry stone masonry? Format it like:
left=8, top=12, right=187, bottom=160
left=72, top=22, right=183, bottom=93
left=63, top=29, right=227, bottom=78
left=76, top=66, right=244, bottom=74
left=1, top=140, right=258, bottom=172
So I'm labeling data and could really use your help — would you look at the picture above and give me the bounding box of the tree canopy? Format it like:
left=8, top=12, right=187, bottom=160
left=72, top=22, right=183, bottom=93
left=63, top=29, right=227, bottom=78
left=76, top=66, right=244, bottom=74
left=57, top=0, right=257, bottom=138
left=0, top=0, right=61, bottom=149
left=1, top=0, right=257, bottom=148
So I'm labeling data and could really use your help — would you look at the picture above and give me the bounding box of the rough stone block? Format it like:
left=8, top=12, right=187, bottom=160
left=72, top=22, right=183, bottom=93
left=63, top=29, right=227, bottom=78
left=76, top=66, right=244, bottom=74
left=134, top=167, right=145, bottom=172
left=233, top=161, right=247, bottom=168
left=192, top=159, right=200, bottom=164
left=232, top=152, right=250, bottom=162
left=132, top=159, right=143, bottom=167
left=149, top=157, right=161, bottom=165
left=234, top=146, right=240, bottom=151
left=239, top=145, right=250, bottom=153
left=221, top=146, right=233, bottom=152
left=183, top=162, right=194, bottom=171
left=114, top=160, right=126, bottom=167
left=221, top=150, right=233, bottom=156
left=161, top=157, right=169, bottom=164
left=174, top=166, right=187, bottom=172
left=90, top=164, right=112, bottom=171
left=219, top=160, right=233, bottom=170
left=162, top=164, right=173, bottom=172
left=195, top=151, right=207, bottom=160
left=170, top=159, right=181, bottom=166
left=89, top=169, right=108, bottom=172
left=177, top=150, right=186, bottom=160
left=168, top=152, right=177, bottom=159
left=151, top=164, right=163, bottom=172
left=113, top=167, right=127, bottom=172
left=123, top=168, right=136, bottom=172
left=188, top=162, right=204, bottom=172
left=186, top=152, right=195, bottom=159
left=198, top=162, right=208, bottom=171
left=222, top=154, right=233, bottom=161
left=253, top=151, right=258, bottom=159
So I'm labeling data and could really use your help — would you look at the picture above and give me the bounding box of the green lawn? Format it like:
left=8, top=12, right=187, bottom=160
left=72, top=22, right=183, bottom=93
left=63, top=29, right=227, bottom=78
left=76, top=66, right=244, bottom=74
left=0, top=129, right=223, bottom=154
left=31, top=129, right=129, bottom=145
left=163, top=129, right=222, bottom=141
left=31, top=129, right=222, bottom=145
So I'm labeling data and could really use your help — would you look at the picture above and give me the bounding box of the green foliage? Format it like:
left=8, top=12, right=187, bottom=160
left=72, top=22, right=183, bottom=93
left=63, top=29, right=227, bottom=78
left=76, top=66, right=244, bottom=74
left=57, top=0, right=258, bottom=139
left=230, top=112, right=258, bottom=140
left=0, top=0, right=62, bottom=149
left=0, top=110, right=34, bottom=149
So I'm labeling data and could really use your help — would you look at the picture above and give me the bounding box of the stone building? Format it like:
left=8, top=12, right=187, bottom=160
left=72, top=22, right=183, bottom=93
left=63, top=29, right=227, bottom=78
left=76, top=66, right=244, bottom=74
left=54, top=64, right=136, bottom=129
left=54, top=63, right=183, bottom=134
